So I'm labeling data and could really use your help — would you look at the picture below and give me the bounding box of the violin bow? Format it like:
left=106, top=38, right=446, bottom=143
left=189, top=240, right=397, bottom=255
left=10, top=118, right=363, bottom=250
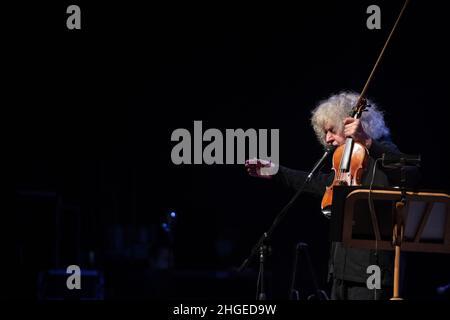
left=354, top=0, right=410, bottom=114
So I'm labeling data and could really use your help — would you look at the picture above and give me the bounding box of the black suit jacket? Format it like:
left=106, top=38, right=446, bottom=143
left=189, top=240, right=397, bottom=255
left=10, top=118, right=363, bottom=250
left=274, top=137, right=420, bottom=285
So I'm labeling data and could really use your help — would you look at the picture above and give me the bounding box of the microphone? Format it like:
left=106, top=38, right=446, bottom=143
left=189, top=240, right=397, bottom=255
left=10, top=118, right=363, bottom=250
left=306, top=145, right=336, bottom=182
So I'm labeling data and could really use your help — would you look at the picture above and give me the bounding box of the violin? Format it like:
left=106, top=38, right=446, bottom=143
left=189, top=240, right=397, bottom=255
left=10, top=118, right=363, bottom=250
left=321, top=98, right=370, bottom=217
left=320, top=0, right=410, bottom=217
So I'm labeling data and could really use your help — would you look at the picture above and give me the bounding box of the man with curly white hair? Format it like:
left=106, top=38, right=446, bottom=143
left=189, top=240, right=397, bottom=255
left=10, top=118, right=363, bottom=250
left=245, top=91, right=419, bottom=300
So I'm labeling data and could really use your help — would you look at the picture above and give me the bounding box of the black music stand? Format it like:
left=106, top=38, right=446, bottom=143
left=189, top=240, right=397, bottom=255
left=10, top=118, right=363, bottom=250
left=331, top=185, right=450, bottom=300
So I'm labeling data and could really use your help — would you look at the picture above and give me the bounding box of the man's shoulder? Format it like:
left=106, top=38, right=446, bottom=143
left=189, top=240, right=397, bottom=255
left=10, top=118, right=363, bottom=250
left=370, top=136, right=401, bottom=156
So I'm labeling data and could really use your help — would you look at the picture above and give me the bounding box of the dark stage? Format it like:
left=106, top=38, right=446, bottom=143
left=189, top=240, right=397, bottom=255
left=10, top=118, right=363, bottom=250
left=7, top=0, right=450, bottom=302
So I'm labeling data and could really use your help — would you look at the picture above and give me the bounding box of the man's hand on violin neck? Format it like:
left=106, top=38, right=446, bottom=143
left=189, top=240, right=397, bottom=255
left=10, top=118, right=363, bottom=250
left=343, top=117, right=373, bottom=148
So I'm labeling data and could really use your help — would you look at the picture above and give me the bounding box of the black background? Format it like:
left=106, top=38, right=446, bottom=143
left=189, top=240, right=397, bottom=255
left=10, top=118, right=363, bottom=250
left=6, top=0, right=450, bottom=300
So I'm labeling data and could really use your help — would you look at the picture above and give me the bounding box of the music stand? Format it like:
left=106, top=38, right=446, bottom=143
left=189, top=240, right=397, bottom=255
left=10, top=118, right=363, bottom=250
left=331, top=185, right=450, bottom=300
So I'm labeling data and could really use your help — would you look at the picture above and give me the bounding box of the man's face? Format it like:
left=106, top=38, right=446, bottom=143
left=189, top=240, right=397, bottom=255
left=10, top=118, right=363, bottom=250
left=324, top=123, right=346, bottom=146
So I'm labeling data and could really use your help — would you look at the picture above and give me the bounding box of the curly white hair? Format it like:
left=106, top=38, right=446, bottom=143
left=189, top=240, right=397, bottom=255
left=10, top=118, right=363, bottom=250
left=311, top=91, right=390, bottom=146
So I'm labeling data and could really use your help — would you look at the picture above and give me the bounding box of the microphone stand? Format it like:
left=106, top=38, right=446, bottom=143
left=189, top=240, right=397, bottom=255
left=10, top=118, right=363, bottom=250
left=239, top=146, right=335, bottom=300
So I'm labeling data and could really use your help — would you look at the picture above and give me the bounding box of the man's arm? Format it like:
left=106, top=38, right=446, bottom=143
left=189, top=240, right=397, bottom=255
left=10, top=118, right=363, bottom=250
left=368, top=138, right=401, bottom=159
left=273, top=165, right=330, bottom=197
left=245, top=159, right=330, bottom=196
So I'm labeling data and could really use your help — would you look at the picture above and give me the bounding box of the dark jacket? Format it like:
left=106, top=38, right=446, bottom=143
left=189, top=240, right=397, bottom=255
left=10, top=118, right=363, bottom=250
left=274, top=137, right=420, bottom=285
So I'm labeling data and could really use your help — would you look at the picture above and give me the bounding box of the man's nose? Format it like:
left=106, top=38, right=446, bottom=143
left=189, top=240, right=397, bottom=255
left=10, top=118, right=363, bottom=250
left=326, top=132, right=334, bottom=144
